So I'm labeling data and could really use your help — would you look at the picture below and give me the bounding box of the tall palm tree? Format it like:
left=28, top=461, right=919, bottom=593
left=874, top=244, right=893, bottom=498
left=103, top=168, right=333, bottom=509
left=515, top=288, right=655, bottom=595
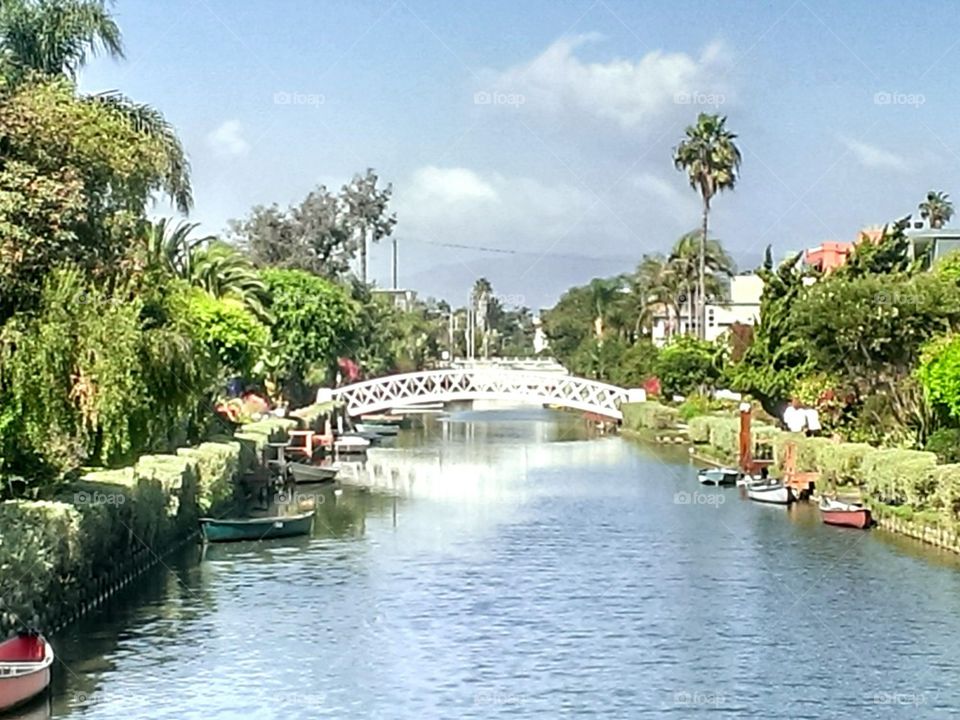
left=0, top=0, right=122, bottom=80
left=673, top=113, right=741, bottom=339
left=0, top=1, right=192, bottom=212
left=919, top=190, right=954, bottom=229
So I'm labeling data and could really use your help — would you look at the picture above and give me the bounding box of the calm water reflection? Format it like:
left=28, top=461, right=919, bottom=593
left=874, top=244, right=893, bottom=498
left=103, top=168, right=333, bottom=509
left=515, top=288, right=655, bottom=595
left=30, top=407, right=960, bottom=718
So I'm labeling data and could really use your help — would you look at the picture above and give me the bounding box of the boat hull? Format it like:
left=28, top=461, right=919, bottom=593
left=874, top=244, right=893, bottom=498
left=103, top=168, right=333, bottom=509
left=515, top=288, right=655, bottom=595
left=820, top=502, right=872, bottom=529
left=355, top=423, right=399, bottom=436
left=698, top=468, right=740, bottom=486
left=200, top=512, right=314, bottom=543
left=288, top=463, right=338, bottom=483
left=0, top=635, right=53, bottom=713
left=746, top=483, right=793, bottom=505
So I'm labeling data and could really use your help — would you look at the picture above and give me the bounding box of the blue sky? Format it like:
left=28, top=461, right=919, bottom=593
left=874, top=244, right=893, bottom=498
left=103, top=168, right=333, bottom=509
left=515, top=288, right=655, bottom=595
left=78, top=0, right=960, bottom=308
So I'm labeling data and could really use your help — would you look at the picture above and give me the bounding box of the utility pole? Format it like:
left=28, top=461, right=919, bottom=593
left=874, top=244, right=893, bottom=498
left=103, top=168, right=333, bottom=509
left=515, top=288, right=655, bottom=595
left=391, top=237, right=398, bottom=290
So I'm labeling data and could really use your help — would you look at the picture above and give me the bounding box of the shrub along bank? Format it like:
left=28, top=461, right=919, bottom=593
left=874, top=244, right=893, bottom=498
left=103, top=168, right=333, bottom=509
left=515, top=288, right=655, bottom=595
left=0, top=404, right=333, bottom=637
left=622, top=401, right=960, bottom=550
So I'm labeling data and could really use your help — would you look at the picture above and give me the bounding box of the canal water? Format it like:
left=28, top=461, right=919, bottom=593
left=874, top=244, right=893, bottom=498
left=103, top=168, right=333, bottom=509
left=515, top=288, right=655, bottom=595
left=24, top=408, right=960, bottom=718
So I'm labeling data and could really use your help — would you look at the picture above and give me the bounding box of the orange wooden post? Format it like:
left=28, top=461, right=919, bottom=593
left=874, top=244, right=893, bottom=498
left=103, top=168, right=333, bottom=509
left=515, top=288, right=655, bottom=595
left=738, top=402, right=752, bottom=473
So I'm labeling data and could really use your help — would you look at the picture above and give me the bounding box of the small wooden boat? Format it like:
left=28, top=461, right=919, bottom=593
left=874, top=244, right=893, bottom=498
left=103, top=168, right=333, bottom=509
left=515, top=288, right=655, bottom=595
left=354, top=422, right=399, bottom=436
left=819, top=498, right=872, bottom=529
left=359, top=413, right=405, bottom=426
left=288, top=462, right=338, bottom=484
left=200, top=511, right=314, bottom=543
left=0, top=632, right=54, bottom=713
left=746, top=479, right=794, bottom=505
left=697, top=467, right=740, bottom=486
left=335, top=435, right=370, bottom=454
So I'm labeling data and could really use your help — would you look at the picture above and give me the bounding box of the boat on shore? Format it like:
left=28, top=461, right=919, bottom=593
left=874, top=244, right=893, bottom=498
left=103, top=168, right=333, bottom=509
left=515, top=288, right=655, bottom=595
left=288, top=462, right=338, bottom=484
left=335, top=435, right=371, bottom=454
left=354, top=422, right=399, bottom=437
left=745, top=479, right=794, bottom=505
left=200, top=511, right=314, bottom=543
left=0, top=632, right=54, bottom=714
left=697, top=467, right=740, bottom=486
left=819, top=498, right=872, bottom=529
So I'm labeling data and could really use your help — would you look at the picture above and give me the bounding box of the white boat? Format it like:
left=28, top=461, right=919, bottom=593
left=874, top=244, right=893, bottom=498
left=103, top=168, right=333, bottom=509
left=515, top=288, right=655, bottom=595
left=334, top=435, right=370, bottom=454
left=745, top=479, right=794, bottom=505
left=697, top=467, right=740, bottom=486
left=354, top=423, right=399, bottom=437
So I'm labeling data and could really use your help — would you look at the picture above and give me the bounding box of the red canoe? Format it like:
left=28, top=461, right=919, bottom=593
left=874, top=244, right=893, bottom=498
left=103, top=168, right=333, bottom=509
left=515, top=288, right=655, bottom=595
left=0, top=632, right=54, bottom=713
left=819, top=499, right=872, bottom=529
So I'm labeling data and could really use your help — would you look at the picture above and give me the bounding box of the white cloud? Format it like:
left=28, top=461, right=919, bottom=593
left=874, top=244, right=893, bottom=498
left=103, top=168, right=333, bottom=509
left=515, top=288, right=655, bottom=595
left=207, top=120, right=250, bottom=157
left=481, top=35, right=732, bottom=131
left=632, top=173, right=699, bottom=216
left=842, top=137, right=909, bottom=172
left=407, top=166, right=499, bottom=205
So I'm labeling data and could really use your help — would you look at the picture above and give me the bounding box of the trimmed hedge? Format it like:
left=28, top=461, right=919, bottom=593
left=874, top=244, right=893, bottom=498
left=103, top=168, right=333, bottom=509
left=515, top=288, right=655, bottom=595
left=0, top=403, right=330, bottom=638
left=687, top=415, right=779, bottom=463
left=289, top=401, right=335, bottom=432
left=621, top=402, right=680, bottom=431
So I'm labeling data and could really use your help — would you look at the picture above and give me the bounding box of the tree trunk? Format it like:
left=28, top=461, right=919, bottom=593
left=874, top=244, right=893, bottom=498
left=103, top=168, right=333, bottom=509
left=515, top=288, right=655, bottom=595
left=700, top=200, right=709, bottom=340
left=686, top=282, right=693, bottom=336
left=360, top=227, right=368, bottom=283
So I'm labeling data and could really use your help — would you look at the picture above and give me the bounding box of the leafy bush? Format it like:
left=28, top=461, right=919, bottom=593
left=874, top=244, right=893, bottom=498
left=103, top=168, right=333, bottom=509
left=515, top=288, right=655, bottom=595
left=177, top=441, right=241, bottom=513
left=860, top=449, right=938, bottom=506
left=621, top=402, right=679, bottom=431
left=611, top=340, right=659, bottom=388
left=654, top=336, right=718, bottom=398
left=179, top=289, right=268, bottom=377
left=677, top=394, right=720, bottom=421
left=924, top=428, right=960, bottom=464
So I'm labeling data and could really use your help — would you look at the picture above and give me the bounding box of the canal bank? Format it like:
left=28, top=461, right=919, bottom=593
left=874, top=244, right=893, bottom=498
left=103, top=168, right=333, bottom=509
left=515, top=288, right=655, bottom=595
left=620, top=400, right=960, bottom=555
left=36, top=408, right=960, bottom=718
left=0, top=403, right=334, bottom=639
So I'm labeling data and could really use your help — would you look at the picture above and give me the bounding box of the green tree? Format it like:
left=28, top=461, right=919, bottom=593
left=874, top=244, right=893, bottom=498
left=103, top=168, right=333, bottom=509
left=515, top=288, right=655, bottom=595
left=0, top=0, right=122, bottom=82
left=0, top=78, right=188, bottom=319
left=919, top=190, right=954, bottom=229
left=673, top=113, right=741, bottom=339
left=260, top=268, right=357, bottom=403
left=229, top=185, right=354, bottom=278
left=726, top=254, right=812, bottom=417
left=667, top=230, right=734, bottom=335
left=654, top=335, right=718, bottom=397
left=341, top=168, right=396, bottom=283
left=178, top=289, right=268, bottom=378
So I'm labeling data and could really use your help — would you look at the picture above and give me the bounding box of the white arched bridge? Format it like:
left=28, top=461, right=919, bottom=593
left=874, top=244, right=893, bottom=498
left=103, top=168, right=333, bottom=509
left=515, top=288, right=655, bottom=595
left=331, top=368, right=642, bottom=420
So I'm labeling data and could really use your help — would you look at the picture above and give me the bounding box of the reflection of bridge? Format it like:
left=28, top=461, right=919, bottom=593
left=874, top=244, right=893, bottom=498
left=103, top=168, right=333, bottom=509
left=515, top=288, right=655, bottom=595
left=332, top=368, right=639, bottom=420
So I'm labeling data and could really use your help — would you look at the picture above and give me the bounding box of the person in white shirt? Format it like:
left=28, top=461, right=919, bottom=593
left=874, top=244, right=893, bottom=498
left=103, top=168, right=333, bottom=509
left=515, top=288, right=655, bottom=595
left=783, top=400, right=807, bottom=433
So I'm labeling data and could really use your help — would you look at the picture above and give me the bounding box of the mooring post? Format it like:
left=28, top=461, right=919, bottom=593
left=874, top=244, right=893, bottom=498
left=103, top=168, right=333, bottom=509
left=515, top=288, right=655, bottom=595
left=738, top=401, right=752, bottom=473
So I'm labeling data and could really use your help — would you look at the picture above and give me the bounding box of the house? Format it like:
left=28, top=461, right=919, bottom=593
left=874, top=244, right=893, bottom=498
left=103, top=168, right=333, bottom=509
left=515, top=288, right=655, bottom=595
left=704, top=274, right=763, bottom=342
left=371, top=288, right=417, bottom=312
left=804, top=227, right=885, bottom=272
left=905, top=227, right=960, bottom=266
left=649, top=273, right=764, bottom=345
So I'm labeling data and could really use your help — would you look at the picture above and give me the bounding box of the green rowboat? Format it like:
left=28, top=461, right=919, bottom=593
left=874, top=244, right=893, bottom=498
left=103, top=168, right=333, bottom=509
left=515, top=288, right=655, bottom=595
left=199, top=511, right=314, bottom=543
